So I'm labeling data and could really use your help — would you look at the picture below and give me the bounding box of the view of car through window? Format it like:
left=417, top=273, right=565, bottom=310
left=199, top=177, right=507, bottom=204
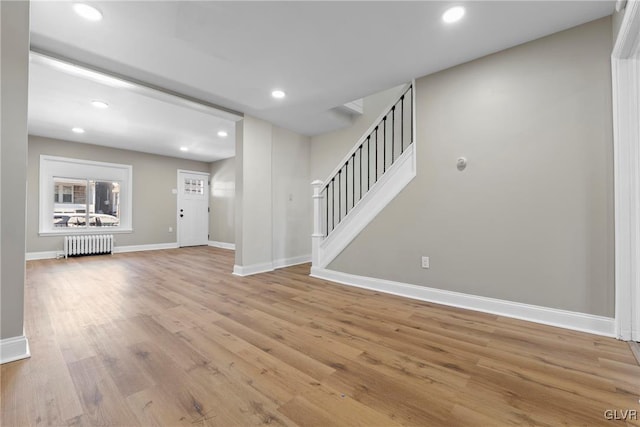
left=53, top=213, right=120, bottom=228
left=52, top=178, right=121, bottom=228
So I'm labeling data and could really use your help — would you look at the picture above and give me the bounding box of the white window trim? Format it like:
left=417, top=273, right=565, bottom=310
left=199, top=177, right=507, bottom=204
left=39, top=155, right=133, bottom=235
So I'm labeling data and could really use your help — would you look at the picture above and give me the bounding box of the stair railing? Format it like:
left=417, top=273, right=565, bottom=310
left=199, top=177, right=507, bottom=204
left=313, top=84, right=414, bottom=241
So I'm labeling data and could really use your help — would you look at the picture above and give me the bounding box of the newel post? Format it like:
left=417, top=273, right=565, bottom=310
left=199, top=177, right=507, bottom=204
left=311, top=180, right=324, bottom=267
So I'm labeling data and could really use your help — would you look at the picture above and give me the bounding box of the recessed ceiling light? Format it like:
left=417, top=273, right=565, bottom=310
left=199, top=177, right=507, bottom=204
left=271, top=90, right=286, bottom=99
left=73, top=3, right=103, bottom=21
left=72, top=127, right=85, bottom=134
left=180, top=147, right=189, bottom=152
left=91, top=100, right=109, bottom=109
left=442, top=6, right=465, bottom=23
left=217, top=130, right=228, bottom=137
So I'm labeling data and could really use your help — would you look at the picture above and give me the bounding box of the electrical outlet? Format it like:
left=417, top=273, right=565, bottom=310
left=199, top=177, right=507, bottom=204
left=421, top=256, right=430, bottom=269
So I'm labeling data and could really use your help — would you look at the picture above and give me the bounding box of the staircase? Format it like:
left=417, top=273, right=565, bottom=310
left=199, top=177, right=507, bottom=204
left=311, top=83, right=416, bottom=270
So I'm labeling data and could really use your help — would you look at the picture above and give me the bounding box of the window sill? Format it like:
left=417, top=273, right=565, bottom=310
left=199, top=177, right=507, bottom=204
left=39, top=228, right=133, bottom=237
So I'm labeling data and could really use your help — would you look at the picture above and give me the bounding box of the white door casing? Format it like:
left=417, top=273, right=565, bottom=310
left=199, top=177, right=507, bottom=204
left=177, top=170, right=209, bottom=247
left=612, top=0, right=640, bottom=341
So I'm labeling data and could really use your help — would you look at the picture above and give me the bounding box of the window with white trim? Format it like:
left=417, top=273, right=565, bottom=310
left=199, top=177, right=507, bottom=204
left=39, top=156, right=132, bottom=235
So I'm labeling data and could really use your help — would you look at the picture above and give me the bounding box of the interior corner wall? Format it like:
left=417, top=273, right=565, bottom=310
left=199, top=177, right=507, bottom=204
left=1, top=0, right=29, bottom=341
left=272, top=127, right=311, bottom=263
left=27, top=136, right=210, bottom=252
left=328, top=17, right=615, bottom=317
left=209, top=157, right=235, bottom=245
left=310, top=84, right=406, bottom=182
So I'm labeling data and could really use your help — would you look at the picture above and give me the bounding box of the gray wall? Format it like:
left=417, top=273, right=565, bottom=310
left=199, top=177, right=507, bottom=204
left=27, top=136, right=210, bottom=252
left=310, top=85, right=405, bottom=181
left=209, top=157, right=235, bottom=245
left=328, top=17, right=614, bottom=317
left=235, top=115, right=312, bottom=269
left=1, top=1, right=30, bottom=341
left=235, top=116, right=273, bottom=267
left=272, top=126, right=311, bottom=262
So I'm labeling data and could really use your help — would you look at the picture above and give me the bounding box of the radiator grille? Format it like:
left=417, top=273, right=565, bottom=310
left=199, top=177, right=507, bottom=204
left=64, top=235, right=114, bottom=258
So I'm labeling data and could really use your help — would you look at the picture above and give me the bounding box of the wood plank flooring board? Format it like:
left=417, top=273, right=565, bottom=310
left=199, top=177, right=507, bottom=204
left=181, top=362, right=299, bottom=427
left=486, top=340, right=640, bottom=393
left=3, top=247, right=639, bottom=426
left=222, top=307, right=364, bottom=361
left=81, top=323, right=157, bottom=398
left=297, top=385, right=405, bottom=427
left=464, top=369, right=633, bottom=427
left=128, top=320, right=213, bottom=375
left=277, top=396, right=347, bottom=427
left=243, top=299, right=321, bottom=328
left=298, top=309, right=484, bottom=379
left=353, top=345, right=472, bottom=392
left=476, top=356, right=637, bottom=412
left=194, top=321, right=335, bottom=397
left=212, top=315, right=337, bottom=381
left=1, top=335, right=84, bottom=426
left=175, top=327, right=297, bottom=406
left=595, top=358, right=640, bottom=393
left=67, top=356, right=141, bottom=426
left=123, top=339, right=230, bottom=424
left=126, top=385, right=212, bottom=427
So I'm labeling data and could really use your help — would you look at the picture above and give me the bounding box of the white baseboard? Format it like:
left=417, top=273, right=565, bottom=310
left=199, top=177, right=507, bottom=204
left=113, top=242, right=179, bottom=253
left=26, top=250, right=60, bottom=261
left=0, top=334, right=30, bottom=364
left=233, top=255, right=311, bottom=276
left=27, top=242, right=180, bottom=260
left=208, top=241, right=236, bottom=250
left=233, top=262, right=274, bottom=276
left=273, top=254, right=311, bottom=269
left=310, top=267, right=616, bottom=338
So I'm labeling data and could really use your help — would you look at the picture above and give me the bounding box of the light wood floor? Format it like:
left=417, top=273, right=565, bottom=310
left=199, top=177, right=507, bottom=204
left=2, top=247, right=639, bottom=426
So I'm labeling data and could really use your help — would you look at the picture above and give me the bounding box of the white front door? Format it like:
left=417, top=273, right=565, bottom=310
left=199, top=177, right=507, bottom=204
left=177, top=170, right=209, bottom=247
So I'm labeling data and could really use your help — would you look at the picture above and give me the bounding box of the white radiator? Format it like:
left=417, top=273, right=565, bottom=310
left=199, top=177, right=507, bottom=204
left=64, top=234, right=114, bottom=258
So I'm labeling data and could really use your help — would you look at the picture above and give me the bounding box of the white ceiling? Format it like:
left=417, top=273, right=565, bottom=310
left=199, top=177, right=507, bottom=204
left=29, top=1, right=614, bottom=160
left=29, top=54, right=238, bottom=162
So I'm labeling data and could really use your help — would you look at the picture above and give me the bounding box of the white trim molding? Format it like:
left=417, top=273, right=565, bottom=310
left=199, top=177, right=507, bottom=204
left=612, top=0, right=640, bottom=341
left=0, top=334, right=30, bottom=364
left=39, top=155, right=133, bottom=235
left=233, top=262, right=274, bottom=276
left=113, top=242, right=179, bottom=254
left=311, top=267, right=615, bottom=338
left=208, top=240, right=236, bottom=250
left=27, top=242, right=179, bottom=260
left=233, top=255, right=311, bottom=276
left=273, top=254, right=311, bottom=269
left=26, top=250, right=61, bottom=261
